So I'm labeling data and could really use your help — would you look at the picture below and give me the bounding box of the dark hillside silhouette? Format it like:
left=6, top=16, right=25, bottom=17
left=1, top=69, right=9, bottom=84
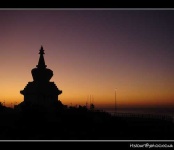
left=0, top=104, right=174, bottom=140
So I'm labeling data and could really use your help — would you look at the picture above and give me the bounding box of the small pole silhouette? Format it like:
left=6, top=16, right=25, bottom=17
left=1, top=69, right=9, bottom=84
left=86, top=101, right=88, bottom=108
left=90, top=95, right=91, bottom=106
left=115, top=89, right=117, bottom=115
left=92, top=95, right=94, bottom=104
left=87, top=95, right=89, bottom=109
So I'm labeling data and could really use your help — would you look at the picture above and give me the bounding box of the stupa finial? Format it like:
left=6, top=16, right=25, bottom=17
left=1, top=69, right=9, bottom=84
left=37, top=46, right=47, bottom=68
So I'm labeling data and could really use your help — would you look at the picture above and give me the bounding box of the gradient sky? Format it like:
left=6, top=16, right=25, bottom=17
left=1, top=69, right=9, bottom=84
left=0, top=9, right=174, bottom=109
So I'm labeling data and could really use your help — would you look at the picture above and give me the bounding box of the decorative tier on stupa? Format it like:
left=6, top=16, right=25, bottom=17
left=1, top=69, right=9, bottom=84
left=19, top=46, right=62, bottom=110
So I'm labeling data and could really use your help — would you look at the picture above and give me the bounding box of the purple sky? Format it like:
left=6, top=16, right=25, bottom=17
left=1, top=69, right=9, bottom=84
left=0, top=10, right=174, bottom=108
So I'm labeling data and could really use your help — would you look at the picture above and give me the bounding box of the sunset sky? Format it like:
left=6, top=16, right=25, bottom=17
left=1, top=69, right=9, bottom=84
left=0, top=9, right=174, bottom=109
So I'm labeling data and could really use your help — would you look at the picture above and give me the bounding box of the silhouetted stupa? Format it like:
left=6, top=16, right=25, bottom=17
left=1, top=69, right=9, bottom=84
left=18, top=46, right=62, bottom=110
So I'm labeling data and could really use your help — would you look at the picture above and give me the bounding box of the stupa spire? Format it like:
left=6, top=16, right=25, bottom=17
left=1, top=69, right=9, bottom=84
left=37, top=46, right=47, bottom=69
left=31, top=46, right=53, bottom=82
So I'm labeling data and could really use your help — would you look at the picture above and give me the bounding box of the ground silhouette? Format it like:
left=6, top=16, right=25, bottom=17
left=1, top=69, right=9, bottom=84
left=0, top=102, right=174, bottom=140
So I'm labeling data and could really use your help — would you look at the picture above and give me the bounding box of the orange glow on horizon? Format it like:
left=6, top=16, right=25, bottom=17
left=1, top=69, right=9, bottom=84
left=2, top=91, right=174, bottom=109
